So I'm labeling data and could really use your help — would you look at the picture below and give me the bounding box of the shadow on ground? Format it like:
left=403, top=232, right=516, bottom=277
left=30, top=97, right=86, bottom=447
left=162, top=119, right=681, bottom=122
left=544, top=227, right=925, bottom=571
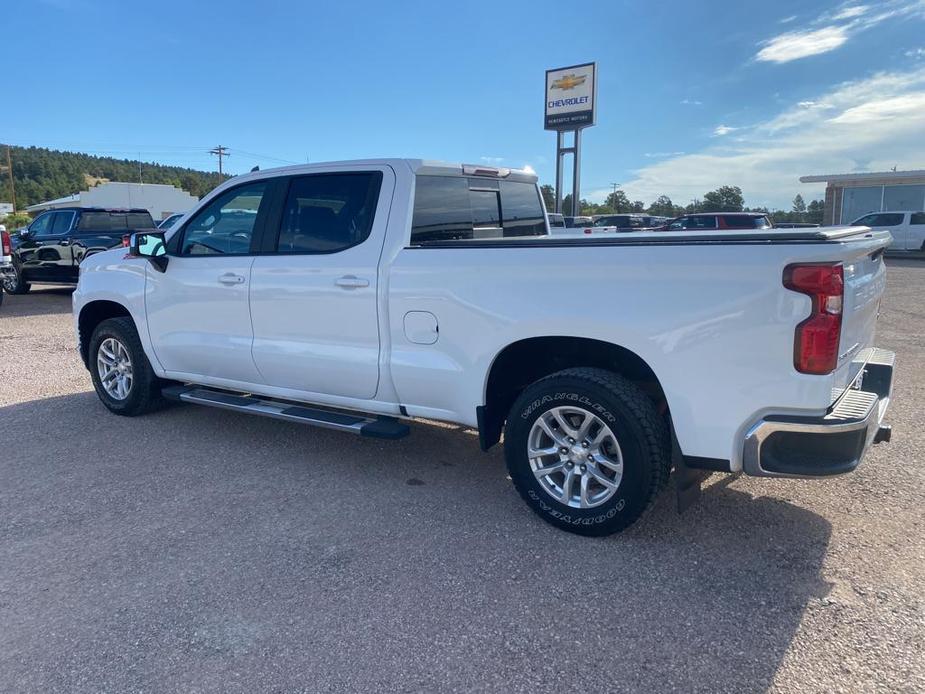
left=0, top=285, right=74, bottom=318
left=0, top=392, right=832, bottom=693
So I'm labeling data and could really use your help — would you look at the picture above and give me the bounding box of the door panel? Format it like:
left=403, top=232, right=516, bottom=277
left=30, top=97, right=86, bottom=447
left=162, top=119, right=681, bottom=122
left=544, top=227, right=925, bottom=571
left=20, top=211, right=75, bottom=282
left=249, top=167, right=394, bottom=399
left=145, top=255, right=262, bottom=382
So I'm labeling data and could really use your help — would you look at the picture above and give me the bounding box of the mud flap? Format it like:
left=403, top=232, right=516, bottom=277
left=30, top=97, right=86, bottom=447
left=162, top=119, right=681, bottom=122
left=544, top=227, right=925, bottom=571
left=671, top=421, right=709, bottom=513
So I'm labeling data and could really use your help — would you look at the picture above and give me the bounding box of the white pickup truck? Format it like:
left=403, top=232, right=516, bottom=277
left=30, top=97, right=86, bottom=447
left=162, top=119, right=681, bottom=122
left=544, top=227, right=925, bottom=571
left=73, top=159, right=895, bottom=535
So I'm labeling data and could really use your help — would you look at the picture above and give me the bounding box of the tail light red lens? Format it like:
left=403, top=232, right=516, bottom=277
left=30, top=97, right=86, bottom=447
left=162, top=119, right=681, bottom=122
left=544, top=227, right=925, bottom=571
left=1, top=231, right=10, bottom=256
left=783, top=263, right=844, bottom=375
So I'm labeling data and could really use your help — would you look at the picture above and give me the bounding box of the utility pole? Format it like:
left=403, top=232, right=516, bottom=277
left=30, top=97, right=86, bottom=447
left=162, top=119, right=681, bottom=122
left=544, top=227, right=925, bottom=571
left=611, top=182, right=620, bottom=213
left=4, top=146, right=16, bottom=213
left=209, top=145, right=229, bottom=175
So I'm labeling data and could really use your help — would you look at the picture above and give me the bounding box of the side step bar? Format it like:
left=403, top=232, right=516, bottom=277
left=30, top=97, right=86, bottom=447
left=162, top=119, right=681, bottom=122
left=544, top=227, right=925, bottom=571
left=161, top=385, right=410, bottom=440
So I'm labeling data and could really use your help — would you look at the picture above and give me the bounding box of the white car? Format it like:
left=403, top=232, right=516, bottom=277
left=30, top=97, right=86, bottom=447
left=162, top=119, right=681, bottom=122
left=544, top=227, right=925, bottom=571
left=849, top=211, right=925, bottom=252
left=73, top=159, right=895, bottom=536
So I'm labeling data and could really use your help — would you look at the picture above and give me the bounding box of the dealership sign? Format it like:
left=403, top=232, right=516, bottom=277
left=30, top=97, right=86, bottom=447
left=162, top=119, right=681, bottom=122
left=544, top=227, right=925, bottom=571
left=544, top=62, right=596, bottom=131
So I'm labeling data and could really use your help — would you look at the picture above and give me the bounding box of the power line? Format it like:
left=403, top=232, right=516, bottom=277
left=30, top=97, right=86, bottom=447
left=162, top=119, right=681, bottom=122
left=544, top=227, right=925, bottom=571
left=209, top=145, right=230, bottom=175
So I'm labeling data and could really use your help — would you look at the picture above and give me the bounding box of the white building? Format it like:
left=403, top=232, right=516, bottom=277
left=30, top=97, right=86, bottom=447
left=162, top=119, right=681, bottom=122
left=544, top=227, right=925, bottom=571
left=25, top=182, right=198, bottom=222
left=0, top=202, right=13, bottom=218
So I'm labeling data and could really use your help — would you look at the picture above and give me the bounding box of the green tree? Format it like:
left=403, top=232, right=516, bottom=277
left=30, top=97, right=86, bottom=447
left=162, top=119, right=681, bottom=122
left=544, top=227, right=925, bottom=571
left=604, top=189, right=631, bottom=213
left=647, top=195, right=676, bottom=217
left=701, top=186, right=744, bottom=212
left=630, top=200, right=645, bottom=213
left=806, top=199, right=824, bottom=225
left=791, top=193, right=806, bottom=222
left=685, top=199, right=704, bottom=213
left=540, top=184, right=556, bottom=212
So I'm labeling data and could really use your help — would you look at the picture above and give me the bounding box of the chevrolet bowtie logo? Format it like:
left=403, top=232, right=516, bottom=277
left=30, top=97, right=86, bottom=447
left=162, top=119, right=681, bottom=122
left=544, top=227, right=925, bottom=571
left=551, top=74, right=587, bottom=90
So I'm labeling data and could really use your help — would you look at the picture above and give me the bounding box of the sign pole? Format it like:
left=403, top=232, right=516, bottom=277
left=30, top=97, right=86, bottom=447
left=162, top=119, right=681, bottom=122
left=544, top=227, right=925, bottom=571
left=555, top=131, right=564, bottom=213
left=572, top=129, right=581, bottom=216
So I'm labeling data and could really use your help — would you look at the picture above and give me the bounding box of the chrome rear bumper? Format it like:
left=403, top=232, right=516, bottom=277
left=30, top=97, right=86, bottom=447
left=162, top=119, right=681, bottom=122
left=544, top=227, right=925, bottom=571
left=743, top=348, right=894, bottom=478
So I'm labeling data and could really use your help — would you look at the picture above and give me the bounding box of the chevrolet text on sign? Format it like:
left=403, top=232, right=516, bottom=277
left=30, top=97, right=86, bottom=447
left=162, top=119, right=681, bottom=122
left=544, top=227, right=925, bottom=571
left=544, top=62, right=596, bottom=131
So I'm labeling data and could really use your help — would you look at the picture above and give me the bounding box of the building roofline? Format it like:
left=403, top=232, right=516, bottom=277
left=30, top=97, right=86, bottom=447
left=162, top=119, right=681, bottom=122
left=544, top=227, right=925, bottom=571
left=800, top=170, right=925, bottom=183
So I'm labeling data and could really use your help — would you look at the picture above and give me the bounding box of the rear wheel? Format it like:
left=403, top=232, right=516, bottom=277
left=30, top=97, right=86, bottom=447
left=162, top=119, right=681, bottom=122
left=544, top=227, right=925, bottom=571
left=3, top=261, right=30, bottom=294
left=504, top=367, right=670, bottom=536
left=89, top=317, right=166, bottom=416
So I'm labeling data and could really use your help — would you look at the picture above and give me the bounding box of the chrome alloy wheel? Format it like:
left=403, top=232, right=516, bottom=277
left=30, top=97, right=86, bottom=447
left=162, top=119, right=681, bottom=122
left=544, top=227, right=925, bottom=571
left=97, top=337, right=133, bottom=400
left=527, top=406, right=624, bottom=509
left=2, top=266, right=18, bottom=292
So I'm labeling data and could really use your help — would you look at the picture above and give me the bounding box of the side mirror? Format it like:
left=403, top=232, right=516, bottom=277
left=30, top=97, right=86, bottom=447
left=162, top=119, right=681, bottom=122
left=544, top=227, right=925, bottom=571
left=18, top=227, right=32, bottom=239
left=129, top=231, right=168, bottom=272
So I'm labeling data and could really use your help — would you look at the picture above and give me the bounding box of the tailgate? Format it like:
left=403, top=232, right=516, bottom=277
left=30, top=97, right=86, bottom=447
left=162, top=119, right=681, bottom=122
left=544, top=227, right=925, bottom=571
left=832, top=237, right=889, bottom=397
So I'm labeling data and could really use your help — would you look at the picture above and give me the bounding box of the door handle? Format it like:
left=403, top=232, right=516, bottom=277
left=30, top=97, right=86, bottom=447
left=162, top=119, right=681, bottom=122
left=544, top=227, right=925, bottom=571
left=59, top=239, right=70, bottom=246
left=218, top=273, right=246, bottom=285
left=335, top=275, right=369, bottom=289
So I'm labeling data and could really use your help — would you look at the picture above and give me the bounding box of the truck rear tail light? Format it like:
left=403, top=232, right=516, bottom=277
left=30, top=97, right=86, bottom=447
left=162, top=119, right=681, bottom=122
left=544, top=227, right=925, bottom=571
left=783, top=263, right=844, bottom=375
left=1, top=230, right=10, bottom=256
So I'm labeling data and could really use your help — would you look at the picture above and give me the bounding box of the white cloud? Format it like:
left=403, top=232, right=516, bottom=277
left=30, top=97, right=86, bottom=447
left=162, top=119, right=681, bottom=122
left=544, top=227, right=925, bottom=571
left=757, top=1, right=925, bottom=63
left=829, top=92, right=925, bottom=123
left=779, top=14, right=798, bottom=24
left=613, top=68, right=925, bottom=209
left=712, top=125, right=738, bottom=136
left=797, top=100, right=818, bottom=107
left=480, top=156, right=504, bottom=164
left=907, top=47, right=925, bottom=58
left=832, top=5, right=870, bottom=20
left=680, top=99, right=703, bottom=105
left=645, top=151, right=686, bottom=158
left=757, top=26, right=850, bottom=63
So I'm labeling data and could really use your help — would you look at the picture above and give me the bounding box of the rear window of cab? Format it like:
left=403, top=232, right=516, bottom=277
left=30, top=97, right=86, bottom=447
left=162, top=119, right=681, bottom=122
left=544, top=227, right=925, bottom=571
left=410, top=176, right=546, bottom=244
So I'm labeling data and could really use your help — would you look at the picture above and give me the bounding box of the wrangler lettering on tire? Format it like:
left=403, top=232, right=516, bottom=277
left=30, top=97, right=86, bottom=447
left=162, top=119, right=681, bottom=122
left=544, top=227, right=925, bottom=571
left=504, top=367, right=671, bottom=536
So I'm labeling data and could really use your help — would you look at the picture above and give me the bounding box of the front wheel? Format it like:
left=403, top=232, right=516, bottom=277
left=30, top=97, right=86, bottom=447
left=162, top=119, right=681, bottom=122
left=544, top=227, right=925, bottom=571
left=504, top=368, right=671, bottom=536
left=89, top=317, right=166, bottom=416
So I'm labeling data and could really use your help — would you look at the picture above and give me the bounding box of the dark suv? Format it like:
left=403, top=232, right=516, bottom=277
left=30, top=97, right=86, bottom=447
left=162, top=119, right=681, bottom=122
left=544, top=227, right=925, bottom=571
left=659, top=212, right=773, bottom=231
left=4, top=207, right=156, bottom=293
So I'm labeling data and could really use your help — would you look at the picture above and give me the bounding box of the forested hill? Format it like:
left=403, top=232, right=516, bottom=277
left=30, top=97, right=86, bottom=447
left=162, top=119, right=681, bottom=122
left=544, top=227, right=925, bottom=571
left=1, top=145, right=230, bottom=207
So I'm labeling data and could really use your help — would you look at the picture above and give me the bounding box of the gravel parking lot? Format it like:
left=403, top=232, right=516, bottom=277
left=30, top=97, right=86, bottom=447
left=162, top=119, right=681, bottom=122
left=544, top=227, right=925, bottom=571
left=0, top=260, right=923, bottom=693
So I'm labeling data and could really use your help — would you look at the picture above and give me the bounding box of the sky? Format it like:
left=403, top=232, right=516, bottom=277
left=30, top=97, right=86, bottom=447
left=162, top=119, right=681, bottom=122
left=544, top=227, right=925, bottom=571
left=6, top=0, right=925, bottom=209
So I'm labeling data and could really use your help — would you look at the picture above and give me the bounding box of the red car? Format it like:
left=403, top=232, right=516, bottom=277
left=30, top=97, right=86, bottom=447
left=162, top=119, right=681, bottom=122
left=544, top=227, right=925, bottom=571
left=659, top=212, right=773, bottom=231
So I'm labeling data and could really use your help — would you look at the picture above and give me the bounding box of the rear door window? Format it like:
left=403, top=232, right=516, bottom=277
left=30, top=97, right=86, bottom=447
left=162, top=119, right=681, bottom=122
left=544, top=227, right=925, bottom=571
left=911, top=212, right=925, bottom=225
left=275, top=172, right=383, bottom=253
left=686, top=216, right=717, bottom=230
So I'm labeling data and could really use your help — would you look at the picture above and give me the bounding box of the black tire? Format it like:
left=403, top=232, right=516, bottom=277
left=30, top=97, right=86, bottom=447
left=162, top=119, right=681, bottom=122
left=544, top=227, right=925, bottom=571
left=504, top=367, right=671, bottom=536
left=88, top=317, right=166, bottom=416
left=4, top=261, right=30, bottom=294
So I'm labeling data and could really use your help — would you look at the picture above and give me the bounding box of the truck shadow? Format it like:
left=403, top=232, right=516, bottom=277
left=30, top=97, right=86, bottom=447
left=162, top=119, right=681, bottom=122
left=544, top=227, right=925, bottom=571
left=0, top=393, right=830, bottom=692
left=1, top=285, right=74, bottom=317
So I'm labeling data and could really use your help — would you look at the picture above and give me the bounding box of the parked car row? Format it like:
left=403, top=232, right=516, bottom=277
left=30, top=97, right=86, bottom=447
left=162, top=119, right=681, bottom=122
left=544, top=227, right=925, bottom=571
left=2, top=207, right=157, bottom=294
